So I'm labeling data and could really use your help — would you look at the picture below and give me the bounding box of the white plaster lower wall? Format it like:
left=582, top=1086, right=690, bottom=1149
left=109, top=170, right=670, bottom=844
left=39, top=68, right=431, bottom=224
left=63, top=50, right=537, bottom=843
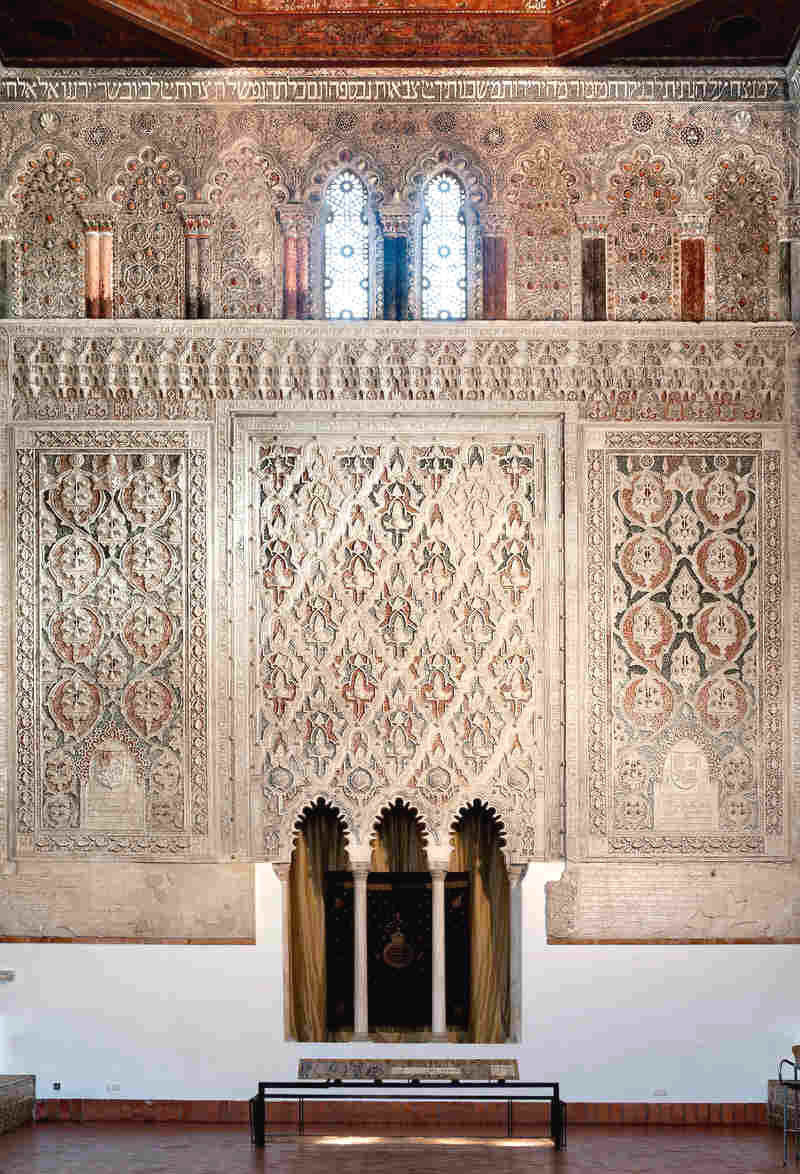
left=0, top=863, right=797, bottom=1103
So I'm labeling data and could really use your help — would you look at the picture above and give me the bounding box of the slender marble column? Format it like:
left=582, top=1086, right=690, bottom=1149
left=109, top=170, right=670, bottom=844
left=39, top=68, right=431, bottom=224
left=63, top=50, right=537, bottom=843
left=279, top=205, right=313, bottom=319
left=677, top=206, right=710, bottom=322
left=180, top=203, right=213, bottom=319
left=352, top=863, right=370, bottom=1040
left=480, top=207, right=512, bottom=320
left=85, top=227, right=100, bottom=318
left=80, top=204, right=115, bottom=319
left=430, top=866, right=448, bottom=1040
left=507, top=864, right=528, bottom=1044
left=272, top=862, right=292, bottom=1041
left=99, top=227, right=114, bottom=319
left=381, top=201, right=412, bottom=320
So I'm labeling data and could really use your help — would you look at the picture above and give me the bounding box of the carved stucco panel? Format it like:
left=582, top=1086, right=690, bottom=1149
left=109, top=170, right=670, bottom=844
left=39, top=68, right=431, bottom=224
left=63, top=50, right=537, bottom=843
left=580, top=425, right=788, bottom=862
left=235, top=407, right=566, bottom=865
left=11, top=425, right=214, bottom=859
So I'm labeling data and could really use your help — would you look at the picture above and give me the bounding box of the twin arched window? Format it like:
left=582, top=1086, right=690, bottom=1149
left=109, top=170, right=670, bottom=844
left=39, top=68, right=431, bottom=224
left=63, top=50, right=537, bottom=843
left=321, top=168, right=471, bottom=321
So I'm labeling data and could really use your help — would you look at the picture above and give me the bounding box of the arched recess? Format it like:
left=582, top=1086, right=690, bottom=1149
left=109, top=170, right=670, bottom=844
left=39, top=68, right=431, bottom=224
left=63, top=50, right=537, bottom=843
left=506, top=144, right=580, bottom=321
left=109, top=145, right=188, bottom=318
left=370, top=798, right=428, bottom=871
left=205, top=141, right=289, bottom=318
left=9, top=144, right=90, bottom=318
left=287, top=798, right=351, bottom=1041
left=605, top=145, right=682, bottom=320
left=304, top=145, right=386, bottom=320
left=403, top=144, right=489, bottom=320
left=448, top=800, right=510, bottom=1043
left=705, top=146, right=782, bottom=321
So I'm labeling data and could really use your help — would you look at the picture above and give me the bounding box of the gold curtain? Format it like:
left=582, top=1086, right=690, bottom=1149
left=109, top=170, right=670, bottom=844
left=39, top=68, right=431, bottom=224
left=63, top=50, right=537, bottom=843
left=370, top=803, right=427, bottom=871
left=288, top=803, right=349, bottom=1041
left=449, top=806, right=510, bottom=1043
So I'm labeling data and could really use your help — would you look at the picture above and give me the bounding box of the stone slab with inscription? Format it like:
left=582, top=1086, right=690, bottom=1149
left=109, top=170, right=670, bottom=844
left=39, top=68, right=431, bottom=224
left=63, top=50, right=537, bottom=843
left=297, top=1059, right=520, bottom=1080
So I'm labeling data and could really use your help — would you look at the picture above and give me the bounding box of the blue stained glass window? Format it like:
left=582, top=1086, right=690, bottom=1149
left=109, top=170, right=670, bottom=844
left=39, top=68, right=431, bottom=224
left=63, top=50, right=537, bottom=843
left=323, top=170, right=370, bottom=320
left=421, top=172, right=467, bottom=320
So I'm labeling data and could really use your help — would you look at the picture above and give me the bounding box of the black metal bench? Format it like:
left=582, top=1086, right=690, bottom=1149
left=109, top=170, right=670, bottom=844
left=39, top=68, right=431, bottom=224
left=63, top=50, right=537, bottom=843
left=249, top=1078, right=566, bottom=1149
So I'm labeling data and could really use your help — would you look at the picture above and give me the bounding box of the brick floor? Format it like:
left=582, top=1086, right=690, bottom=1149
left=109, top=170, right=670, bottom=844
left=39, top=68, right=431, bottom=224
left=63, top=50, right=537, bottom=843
left=0, top=1123, right=794, bottom=1173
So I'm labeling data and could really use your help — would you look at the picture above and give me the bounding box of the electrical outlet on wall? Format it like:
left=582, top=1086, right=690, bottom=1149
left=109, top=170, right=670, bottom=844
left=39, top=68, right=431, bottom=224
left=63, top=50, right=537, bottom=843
left=106, top=1083, right=121, bottom=1093
left=52, top=1082, right=61, bottom=1091
left=653, top=1089, right=668, bottom=1097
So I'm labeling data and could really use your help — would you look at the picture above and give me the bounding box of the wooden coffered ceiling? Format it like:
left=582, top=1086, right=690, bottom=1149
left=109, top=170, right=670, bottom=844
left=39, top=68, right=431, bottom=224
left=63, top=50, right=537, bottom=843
left=0, top=0, right=798, bottom=66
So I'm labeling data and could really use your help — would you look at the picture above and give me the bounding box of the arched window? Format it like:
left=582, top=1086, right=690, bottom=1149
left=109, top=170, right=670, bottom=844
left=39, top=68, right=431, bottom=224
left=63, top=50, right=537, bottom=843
left=421, top=171, right=468, bottom=319
left=323, top=169, right=371, bottom=320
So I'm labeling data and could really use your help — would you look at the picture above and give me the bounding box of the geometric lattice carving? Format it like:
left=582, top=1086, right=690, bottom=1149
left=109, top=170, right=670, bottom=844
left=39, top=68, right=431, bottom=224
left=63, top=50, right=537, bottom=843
left=110, top=147, right=188, bottom=318
left=207, top=142, right=287, bottom=318
left=249, top=421, right=561, bottom=865
left=507, top=146, right=578, bottom=321
left=706, top=149, right=780, bottom=322
left=12, top=427, right=211, bottom=857
left=582, top=428, right=787, bottom=859
left=12, top=146, right=89, bottom=319
left=606, top=147, right=680, bottom=321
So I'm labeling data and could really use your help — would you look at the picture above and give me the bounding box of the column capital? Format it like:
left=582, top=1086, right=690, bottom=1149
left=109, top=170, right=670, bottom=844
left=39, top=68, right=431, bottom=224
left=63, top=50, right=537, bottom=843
left=778, top=204, right=800, bottom=242
left=0, top=203, right=18, bottom=235
left=507, top=863, right=528, bottom=890
left=179, top=202, right=213, bottom=234
left=381, top=199, right=413, bottom=238
left=676, top=204, right=710, bottom=239
left=78, top=201, right=117, bottom=231
left=575, top=194, right=610, bottom=235
left=480, top=204, right=514, bottom=237
left=278, top=203, right=314, bottom=239
left=272, top=861, right=291, bottom=883
left=426, top=851, right=451, bottom=875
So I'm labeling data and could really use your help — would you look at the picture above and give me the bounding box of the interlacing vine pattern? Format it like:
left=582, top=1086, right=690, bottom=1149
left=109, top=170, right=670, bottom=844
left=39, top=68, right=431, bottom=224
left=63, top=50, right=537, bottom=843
left=323, top=170, right=370, bottom=320
left=13, top=431, right=211, bottom=857
left=421, top=172, right=468, bottom=320
left=12, top=147, right=89, bottom=318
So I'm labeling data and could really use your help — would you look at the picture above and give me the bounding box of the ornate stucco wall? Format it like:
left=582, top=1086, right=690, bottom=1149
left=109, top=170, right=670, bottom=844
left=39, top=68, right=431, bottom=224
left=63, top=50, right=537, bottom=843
left=0, top=66, right=797, bottom=944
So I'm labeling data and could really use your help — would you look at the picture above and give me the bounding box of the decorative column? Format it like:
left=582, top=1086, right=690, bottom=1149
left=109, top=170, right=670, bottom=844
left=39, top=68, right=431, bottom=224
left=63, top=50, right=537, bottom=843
left=180, top=203, right=213, bottom=319
left=575, top=197, right=609, bottom=321
left=272, top=862, right=293, bottom=1040
left=480, top=206, right=512, bottom=320
left=430, top=863, right=448, bottom=1041
left=279, top=204, right=312, bottom=320
left=677, top=203, right=709, bottom=323
left=0, top=205, right=18, bottom=319
left=507, top=864, right=528, bottom=1044
left=381, top=199, right=412, bottom=320
left=778, top=205, right=800, bottom=322
left=80, top=203, right=115, bottom=319
left=352, top=861, right=370, bottom=1040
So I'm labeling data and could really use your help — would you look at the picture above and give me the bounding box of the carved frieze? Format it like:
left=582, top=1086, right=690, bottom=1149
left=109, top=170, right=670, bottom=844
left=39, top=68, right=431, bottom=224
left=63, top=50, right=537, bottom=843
left=5, top=322, right=791, bottom=424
